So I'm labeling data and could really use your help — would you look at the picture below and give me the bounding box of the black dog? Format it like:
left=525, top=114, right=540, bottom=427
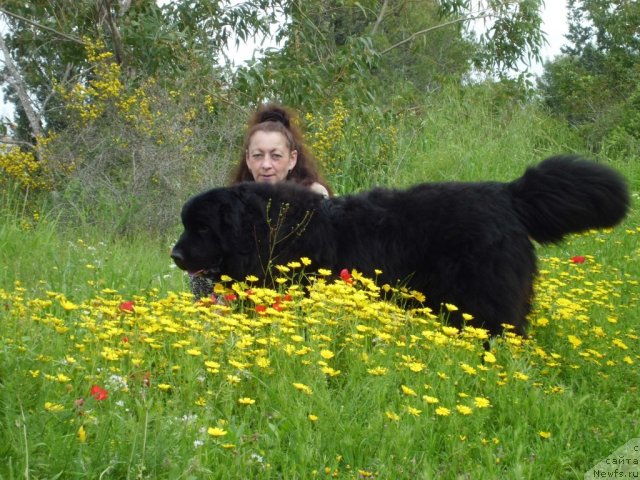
left=171, top=156, right=629, bottom=335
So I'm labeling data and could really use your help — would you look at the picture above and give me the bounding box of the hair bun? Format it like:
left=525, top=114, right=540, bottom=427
left=255, top=104, right=291, bottom=128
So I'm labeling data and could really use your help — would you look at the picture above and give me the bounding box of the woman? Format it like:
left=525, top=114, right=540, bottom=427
left=190, top=103, right=332, bottom=298
left=230, top=103, right=331, bottom=197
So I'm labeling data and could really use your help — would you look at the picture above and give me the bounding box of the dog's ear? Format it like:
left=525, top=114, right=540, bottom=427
left=215, top=187, right=261, bottom=253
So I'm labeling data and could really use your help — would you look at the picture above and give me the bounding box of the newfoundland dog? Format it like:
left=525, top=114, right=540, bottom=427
left=171, top=156, right=629, bottom=336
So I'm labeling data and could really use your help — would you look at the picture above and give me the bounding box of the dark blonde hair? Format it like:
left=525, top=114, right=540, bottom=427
left=230, top=103, right=332, bottom=195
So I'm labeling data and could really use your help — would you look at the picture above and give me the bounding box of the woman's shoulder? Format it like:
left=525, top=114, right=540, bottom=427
left=308, top=182, right=330, bottom=198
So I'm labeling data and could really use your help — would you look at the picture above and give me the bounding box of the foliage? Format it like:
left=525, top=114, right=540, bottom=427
left=234, top=0, right=545, bottom=110
left=12, top=38, right=248, bottom=234
left=0, top=0, right=278, bottom=141
left=303, top=99, right=400, bottom=193
left=538, top=0, right=640, bottom=159
left=0, top=144, right=49, bottom=191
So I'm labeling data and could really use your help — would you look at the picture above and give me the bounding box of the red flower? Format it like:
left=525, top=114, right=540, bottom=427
left=90, top=385, right=108, bottom=401
left=255, top=305, right=267, bottom=314
left=571, top=256, right=586, bottom=264
left=121, top=336, right=129, bottom=343
left=340, top=268, right=353, bottom=284
left=223, top=293, right=237, bottom=302
left=118, top=301, right=135, bottom=313
left=272, top=302, right=283, bottom=312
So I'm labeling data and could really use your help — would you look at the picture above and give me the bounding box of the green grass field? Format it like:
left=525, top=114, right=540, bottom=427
left=1, top=96, right=638, bottom=479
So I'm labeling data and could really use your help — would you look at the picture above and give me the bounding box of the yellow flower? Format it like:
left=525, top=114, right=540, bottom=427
left=77, top=425, right=87, bottom=443
left=539, top=431, right=551, bottom=439
left=367, top=366, right=387, bottom=376
left=320, top=349, right=335, bottom=359
left=245, top=275, right=259, bottom=282
left=407, top=362, right=425, bottom=372
left=401, top=385, right=417, bottom=396
left=435, top=407, right=451, bottom=416
left=456, top=405, right=473, bottom=415
left=535, top=317, right=549, bottom=327
left=207, top=427, right=227, bottom=437
left=483, top=351, right=497, bottom=363
left=300, top=257, right=312, bottom=266
left=157, top=383, right=172, bottom=391
left=44, top=402, right=65, bottom=413
left=423, top=395, right=439, bottom=404
left=444, top=303, right=458, bottom=312
left=308, top=414, right=318, bottom=422
left=60, top=299, right=79, bottom=311
left=460, top=363, right=477, bottom=375
left=292, top=382, right=313, bottom=395
left=442, top=326, right=459, bottom=336
left=56, top=373, right=71, bottom=383
left=238, top=397, right=256, bottom=405
left=385, top=411, right=400, bottom=421
left=406, top=406, right=421, bottom=417
left=612, top=339, right=628, bottom=350
left=567, top=335, right=582, bottom=348
left=474, top=397, right=491, bottom=408
left=321, top=366, right=341, bottom=377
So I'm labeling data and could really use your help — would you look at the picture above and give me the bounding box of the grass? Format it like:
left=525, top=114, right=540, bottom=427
left=0, top=223, right=638, bottom=479
left=1, top=91, right=639, bottom=479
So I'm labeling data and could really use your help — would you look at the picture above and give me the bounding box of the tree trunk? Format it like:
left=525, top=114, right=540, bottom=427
left=0, top=33, right=43, bottom=142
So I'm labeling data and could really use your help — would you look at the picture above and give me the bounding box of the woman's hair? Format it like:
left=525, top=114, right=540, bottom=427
left=229, top=103, right=332, bottom=195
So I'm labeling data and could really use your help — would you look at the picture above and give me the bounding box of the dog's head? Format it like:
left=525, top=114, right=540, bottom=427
left=171, top=185, right=258, bottom=280
left=171, top=182, right=325, bottom=282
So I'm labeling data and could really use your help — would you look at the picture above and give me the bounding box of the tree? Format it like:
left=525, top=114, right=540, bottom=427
left=234, top=0, right=545, bottom=110
left=0, top=0, right=278, bottom=143
left=539, top=0, right=640, bottom=157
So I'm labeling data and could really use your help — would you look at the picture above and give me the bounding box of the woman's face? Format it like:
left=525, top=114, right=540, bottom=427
left=245, top=130, right=298, bottom=183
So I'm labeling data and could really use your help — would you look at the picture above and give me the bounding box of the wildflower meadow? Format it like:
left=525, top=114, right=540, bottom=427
left=0, top=213, right=638, bottom=478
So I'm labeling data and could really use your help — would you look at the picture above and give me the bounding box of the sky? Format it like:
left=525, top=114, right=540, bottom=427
left=1, top=1, right=569, bottom=122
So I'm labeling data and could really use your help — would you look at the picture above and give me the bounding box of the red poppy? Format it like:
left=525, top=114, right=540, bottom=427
left=90, top=385, right=108, bottom=401
left=272, top=302, right=283, bottom=312
left=571, top=256, right=586, bottom=264
left=340, top=269, right=353, bottom=284
left=223, top=293, right=237, bottom=302
left=255, top=305, right=267, bottom=314
left=118, top=301, right=135, bottom=312
left=121, top=336, right=129, bottom=343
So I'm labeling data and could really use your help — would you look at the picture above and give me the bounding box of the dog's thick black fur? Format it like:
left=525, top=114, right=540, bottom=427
left=171, top=156, right=629, bottom=335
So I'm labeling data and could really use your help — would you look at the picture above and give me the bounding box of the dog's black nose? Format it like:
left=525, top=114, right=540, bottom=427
left=170, top=248, right=184, bottom=266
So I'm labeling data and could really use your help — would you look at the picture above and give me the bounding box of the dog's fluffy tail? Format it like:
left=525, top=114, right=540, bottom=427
left=509, top=155, right=630, bottom=244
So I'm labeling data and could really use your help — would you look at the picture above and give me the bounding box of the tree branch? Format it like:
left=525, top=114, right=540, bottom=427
left=379, top=12, right=494, bottom=55
left=370, top=0, right=388, bottom=37
left=0, top=7, right=85, bottom=45
left=1, top=136, right=33, bottom=147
